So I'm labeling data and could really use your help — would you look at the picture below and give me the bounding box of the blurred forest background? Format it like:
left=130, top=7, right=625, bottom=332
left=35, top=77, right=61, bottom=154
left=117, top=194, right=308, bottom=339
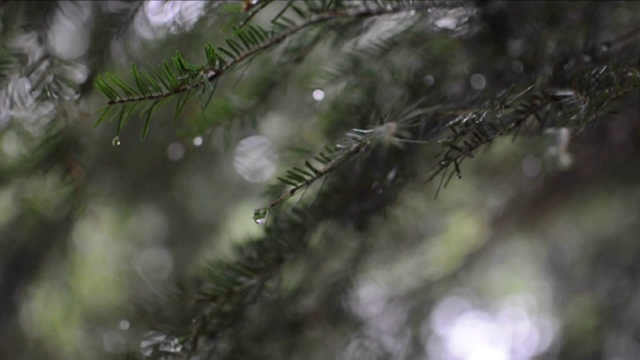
left=1, top=1, right=640, bottom=359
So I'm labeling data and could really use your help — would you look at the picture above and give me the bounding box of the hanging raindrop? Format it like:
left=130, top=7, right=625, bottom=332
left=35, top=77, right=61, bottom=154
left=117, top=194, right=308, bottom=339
left=112, top=136, right=121, bottom=146
left=253, top=208, right=269, bottom=225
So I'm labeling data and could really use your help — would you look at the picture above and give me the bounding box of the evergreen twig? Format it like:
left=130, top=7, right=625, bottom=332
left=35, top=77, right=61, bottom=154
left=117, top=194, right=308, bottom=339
left=94, top=0, right=466, bottom=139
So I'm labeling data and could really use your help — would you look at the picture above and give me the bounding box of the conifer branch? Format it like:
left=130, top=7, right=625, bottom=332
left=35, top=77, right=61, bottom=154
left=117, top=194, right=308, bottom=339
left=253, top=117, right=420, bottom=224
left=257, top=61, right=640, bottom=217
left=136, top=60, right=640, bottom=360
left=119, top=4, right=640, bottom=359
left=427, top=64, right=640, bottom=195
left=94, top=0, right=465, bottom=139
left=254, top=133, right=368, bottom=223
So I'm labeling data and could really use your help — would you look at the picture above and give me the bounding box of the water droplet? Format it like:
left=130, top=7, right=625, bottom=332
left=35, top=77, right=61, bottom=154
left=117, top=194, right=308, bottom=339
left=112, top=136, right=121, bottom=146
left=600, top=42, right=610, bottom=52
left=253, top=208, right=269, bottom=225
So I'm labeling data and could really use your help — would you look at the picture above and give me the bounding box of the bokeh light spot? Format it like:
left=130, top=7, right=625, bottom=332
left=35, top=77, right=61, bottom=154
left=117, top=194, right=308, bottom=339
left=424, top=75, right=436, bottom=86
left=312, top=89, right=325, bottom=101
left=167, top=142, right=186, bottom=161
left=470, top=74, right=487, bottom=90
left=233, top=135, right=278, bottom=183
left=135, top=246, right=174, bottom=281
left=103, top=330, right=126, bottom=354
left=522, top=155, right=542, bottom=178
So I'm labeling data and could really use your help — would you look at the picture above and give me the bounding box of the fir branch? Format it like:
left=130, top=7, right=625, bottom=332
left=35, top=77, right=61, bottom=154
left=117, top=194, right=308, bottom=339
left=254, top=134, right=367, bottom=223
left=94, top=0, right=465, bottom=138
left=426, top=63, right=640, bottom=195
left=123, top=5, right=640, bottom=360
left=137, top=56, right=640, bottom=360
left=188, top=24, right=326, bottom=140
left=142, top=107, right=430, bottom=359
left=101, top=5, right=424, bottom=106
left=254, top=106, right=430, bottom=224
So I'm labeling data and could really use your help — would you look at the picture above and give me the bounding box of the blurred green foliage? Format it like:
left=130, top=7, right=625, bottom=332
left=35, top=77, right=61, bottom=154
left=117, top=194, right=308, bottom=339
left=1, top=1, right=640, bottom=359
